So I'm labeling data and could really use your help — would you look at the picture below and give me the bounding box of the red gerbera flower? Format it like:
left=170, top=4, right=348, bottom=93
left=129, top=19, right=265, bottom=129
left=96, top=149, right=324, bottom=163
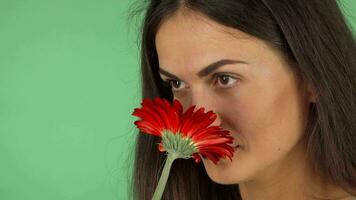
left=132, top=97, right=235, bottom=200
left=132, top=97, right=234, bottom=164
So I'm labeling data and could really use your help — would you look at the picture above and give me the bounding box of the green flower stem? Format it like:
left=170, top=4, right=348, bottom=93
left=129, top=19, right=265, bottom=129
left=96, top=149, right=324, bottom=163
left=152, top=152, right=178, bottom=200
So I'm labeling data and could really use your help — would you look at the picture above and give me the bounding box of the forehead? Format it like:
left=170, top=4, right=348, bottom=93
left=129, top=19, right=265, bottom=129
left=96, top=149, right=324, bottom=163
left=156, top=9, right=253, bottom=43
left=155, top=10, right=264, bottom=71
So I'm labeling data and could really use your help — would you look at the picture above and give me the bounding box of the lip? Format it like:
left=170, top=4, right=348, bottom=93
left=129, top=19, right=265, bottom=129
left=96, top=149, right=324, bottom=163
left=234, top=145, right=242, bottom=155
left=231, top=139, right=240, bottom=149
left=233, top=145, right=240, bottom=149
left=230, top=144, right=240, bottom=149
left=227, top=131, right=241, bottom=147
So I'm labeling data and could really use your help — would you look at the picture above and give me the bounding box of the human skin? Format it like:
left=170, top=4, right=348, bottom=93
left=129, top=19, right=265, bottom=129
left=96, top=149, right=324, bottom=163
left=155, top=8, right=352, bottom=200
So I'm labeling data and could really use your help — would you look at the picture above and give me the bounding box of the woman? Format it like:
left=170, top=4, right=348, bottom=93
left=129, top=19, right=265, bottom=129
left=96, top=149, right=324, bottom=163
left=130, top=0, right=356, bottom=199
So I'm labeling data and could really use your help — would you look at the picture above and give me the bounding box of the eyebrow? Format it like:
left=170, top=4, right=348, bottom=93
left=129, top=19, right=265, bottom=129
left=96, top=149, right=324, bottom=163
left=159, top=59, right=248, bottom=80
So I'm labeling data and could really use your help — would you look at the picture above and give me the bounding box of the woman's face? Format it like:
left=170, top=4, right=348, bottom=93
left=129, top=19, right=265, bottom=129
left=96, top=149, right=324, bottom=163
left=155, top=10, right=314, bottom=184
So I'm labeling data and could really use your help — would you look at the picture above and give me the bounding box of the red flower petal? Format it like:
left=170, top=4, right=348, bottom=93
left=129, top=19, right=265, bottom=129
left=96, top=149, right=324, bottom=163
left=181, top=109, right=217, bottom=138
left=173, top=99, right=183, bottom=116
left=158, top=142, right=165, bottom=152
left=192, top=153, right=201, bottom=163
left=133, top=100, right=166, bottom=134
left=134, top=120, right=161, bottom=137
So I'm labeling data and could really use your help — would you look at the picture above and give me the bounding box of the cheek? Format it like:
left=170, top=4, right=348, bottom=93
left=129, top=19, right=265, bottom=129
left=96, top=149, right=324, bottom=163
left=223, top=73, right=308, bottom=168
left=245, top=91, right=305, bottom=152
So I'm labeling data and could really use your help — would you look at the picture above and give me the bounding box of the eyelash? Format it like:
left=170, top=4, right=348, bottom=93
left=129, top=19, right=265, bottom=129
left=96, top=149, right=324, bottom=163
left=162, top=73, right=239, bottom=93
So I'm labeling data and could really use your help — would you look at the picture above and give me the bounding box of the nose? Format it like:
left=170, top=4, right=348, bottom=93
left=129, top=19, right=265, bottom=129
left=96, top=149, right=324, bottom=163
left=188, top=91, right=222, bottom=127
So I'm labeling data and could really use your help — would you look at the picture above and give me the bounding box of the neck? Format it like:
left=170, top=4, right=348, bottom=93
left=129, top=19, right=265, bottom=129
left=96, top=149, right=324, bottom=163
left=238, top=141, right=351, bottom=200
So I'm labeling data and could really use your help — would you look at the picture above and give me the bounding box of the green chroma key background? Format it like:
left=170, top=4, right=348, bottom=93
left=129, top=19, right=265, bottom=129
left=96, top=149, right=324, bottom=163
left=0, top=1, right=355, bottom=200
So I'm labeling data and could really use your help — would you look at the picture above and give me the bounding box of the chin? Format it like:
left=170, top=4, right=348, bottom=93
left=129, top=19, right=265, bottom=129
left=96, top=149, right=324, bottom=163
left=209, top=175, right=240, bottom=185
left=202, top=157, right=243, bottom=185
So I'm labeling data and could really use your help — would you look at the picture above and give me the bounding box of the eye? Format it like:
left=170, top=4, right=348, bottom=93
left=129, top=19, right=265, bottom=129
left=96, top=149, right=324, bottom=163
left=213, top=73, right=239, bottom=89
left=162, top=73, right=239, bottom=93
left=163, top=79, right=187, bottom=92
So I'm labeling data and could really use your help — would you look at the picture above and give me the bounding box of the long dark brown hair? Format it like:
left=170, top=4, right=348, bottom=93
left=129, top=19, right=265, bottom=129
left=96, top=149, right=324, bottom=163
left=127, top=0, right=356, bottom=199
